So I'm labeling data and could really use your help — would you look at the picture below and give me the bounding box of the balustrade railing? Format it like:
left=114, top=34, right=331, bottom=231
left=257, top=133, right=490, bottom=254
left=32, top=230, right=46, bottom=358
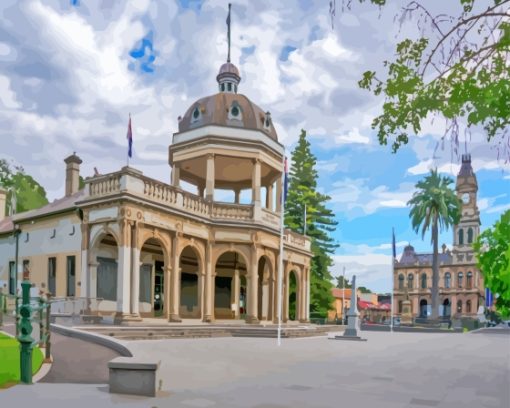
left=212, top=202, right=252, bottom=220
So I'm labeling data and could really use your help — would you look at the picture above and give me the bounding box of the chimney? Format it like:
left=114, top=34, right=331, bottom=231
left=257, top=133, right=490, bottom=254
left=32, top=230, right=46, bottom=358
left=64, top=152, right=82, bottom=197
left=0, top=187, right=6, bottom=221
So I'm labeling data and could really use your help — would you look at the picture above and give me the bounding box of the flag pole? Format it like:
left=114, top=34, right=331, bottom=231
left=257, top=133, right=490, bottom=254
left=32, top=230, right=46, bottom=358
left=277, top=153, right=286, bottom=346
left=303, top=203, right=307, bottom=236
left=342, top=266, right=345, bottom=324
left=390, top=227, right=395, bottom=333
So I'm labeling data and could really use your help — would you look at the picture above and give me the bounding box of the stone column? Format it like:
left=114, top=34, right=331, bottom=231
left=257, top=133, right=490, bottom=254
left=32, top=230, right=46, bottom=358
left=233, top=268, right=240, bottom=318
left=198, top=272, right=205, bottom=319
left=275, top=176, right=282, bottom=212
left=116, top=247, right=131, bottom=316
left=234, top=189, right=241, bottom=204
left=169, top=234, right=181, bottom=322
left=206, top=154, right=215, bottom=201
left=165, top=265, right=172, bottom=320
left=88, top=262, right=99, bottom=310
left=299, top=272, right=306, bottom=322
left=172, top=164, right=180, bottom=188
left=251, top=159, right=261, bottom=205
left=80, top=223, right=89, bottom=300
left=305, top=267, right=310, bottom=321
left=130, top=223, right=140, bottom=316
left=246, top=251, right=259, bottom=324
left=283, top=268, right=289, bottom=322
left=266, top=183, right=274, bottom=211
left=203, top=243, right=214, bottom=322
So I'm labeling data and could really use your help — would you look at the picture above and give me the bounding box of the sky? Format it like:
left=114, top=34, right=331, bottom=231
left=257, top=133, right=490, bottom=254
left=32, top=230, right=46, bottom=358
left=0, top=0, right=508, bottom=293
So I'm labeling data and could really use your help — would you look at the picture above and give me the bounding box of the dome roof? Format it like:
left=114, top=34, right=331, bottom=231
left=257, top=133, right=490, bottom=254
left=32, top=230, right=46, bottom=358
left=218, top=62, right=240, bottom=78
left=178, top=93, right=278, bottom=141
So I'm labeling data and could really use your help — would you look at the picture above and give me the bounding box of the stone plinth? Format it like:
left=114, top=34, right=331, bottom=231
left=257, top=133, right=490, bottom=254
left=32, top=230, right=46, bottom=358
left=108, top=357, right=160, bottom=397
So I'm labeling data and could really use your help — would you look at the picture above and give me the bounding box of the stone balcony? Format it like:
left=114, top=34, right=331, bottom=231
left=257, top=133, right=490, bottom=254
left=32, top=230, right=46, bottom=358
left=81, top=167, right=311, bottom=252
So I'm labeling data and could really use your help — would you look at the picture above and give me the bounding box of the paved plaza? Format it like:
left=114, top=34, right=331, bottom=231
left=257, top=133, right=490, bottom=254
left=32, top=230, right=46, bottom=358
left=0, top=329, right=508, bottom=408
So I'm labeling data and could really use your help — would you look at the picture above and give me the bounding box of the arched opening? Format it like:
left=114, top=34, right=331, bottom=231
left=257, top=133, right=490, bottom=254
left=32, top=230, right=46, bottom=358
left=180, top=246, right=200, bottom=319
left=442, top=299, right=451, bottom=318
left=466, top=271, right=473, bottom=289
left=444, top=272, right=451, bottom=289
left=94, top=233, right=119, bottom=311
left=466, top=299, right=472, bottom=313
left=215, top=251, right=247, bottom=319
left=467, top=228, right=473, bottom=243
left=257, top=256, right=273, bottom=321
left=398, top=274, right=404, bottom=290
left=421, top=273, right=427, bottom=289
left=288, top=270, right=298, bottom=321
left=456, top=300, right=462, bottom=314
left=419, top=299, right=428, bottom=318
left=458, top=228, right=464, bottom=245
left=139, top=238, right=166, bottom=317
left=407, top=273, right=414, bottom=289
left=458, top=272, right=464, bottom=288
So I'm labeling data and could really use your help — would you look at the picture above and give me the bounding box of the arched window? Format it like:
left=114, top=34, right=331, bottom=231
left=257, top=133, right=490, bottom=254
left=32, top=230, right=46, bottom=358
left=444, top=272, right=451, bottom=289
left=398, top=300, right=403, bottom=314
left=458, top=229, right=464, bottom=245
left=398, top=274, right=404, bottom=290
left=407, top=273, right=414, bottom=289
left=421, top=273, right=427, bottom=289
left=457, top=300, right=462, bottom=313
left=458, top=272, right=464, bottom=288
left=467, top=228, right=474, bottom=244
left=220, top=83, right=225, bottom=92
left=227, top=82, right=232, bottom=92
left=466, top=271, right=473, bottom=289
left=466, top=300, right=472, bottom=313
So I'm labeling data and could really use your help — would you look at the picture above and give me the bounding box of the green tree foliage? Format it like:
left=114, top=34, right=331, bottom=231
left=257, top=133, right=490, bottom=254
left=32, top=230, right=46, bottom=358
left=285, top=130, right=339, bottom=315
left=407, top=169, right=461, bottom=319
left=335, top=275, right=352, bottom=289
left=473, top=210, right=510, bottom=318
left=347, top=0, right=510, bottom=157
left=358, top=286, right=372, bottom=294
left=0, top=159, right=48, bottom=215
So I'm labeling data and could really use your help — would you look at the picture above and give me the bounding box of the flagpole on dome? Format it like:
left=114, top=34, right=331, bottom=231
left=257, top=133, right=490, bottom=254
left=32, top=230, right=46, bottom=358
left=277, top=153, right=288, bottom=346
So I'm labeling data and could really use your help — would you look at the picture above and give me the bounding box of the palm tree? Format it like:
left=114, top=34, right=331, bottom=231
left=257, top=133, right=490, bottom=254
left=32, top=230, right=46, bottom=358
left=407, top=169, right=461, bottom=320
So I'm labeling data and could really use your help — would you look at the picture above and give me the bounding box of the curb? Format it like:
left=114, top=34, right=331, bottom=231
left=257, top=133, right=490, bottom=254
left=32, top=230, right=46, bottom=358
left=51, top=324, right=133, bottom=357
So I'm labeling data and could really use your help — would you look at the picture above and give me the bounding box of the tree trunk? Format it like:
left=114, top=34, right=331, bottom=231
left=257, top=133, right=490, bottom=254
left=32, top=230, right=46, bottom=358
left=430, top=218, right=439, bottom=319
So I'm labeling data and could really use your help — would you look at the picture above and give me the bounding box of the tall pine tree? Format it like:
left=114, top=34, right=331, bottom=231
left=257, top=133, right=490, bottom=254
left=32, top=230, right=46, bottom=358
left=285, top=130, right=338, bottom=315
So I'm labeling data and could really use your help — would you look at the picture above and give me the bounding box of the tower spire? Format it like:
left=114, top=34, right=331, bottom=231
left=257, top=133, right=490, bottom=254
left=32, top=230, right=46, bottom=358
left=226, top=3, right=231, bottom=62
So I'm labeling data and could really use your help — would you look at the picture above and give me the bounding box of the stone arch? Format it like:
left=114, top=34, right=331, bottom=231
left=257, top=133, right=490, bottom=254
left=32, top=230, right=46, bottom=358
left=212, top=244, right=250, bottom=269
left=284, top=264, right=302, bottom=322
left=88, top=228, right=120, bottom=311
left=214, top=249, right=249, bottom=320
left=139, top=236, right=170, bottom=317
left=179, top=245, right=202, bottom=319
left=419, top=299, right=428, bottom=317
left=177, top=237, right=205, bottom=267
left=257, top=255, right=274, bottom=321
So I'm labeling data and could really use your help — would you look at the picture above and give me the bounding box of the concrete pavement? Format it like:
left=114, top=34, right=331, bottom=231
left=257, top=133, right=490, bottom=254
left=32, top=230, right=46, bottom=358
left=0, top=329, right=508, bottom=407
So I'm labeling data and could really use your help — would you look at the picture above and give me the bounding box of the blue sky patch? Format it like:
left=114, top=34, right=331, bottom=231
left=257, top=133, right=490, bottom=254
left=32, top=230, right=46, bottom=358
left=280, top=45, right=297, bottom=61
left=129, top=31, right=156, bottom=74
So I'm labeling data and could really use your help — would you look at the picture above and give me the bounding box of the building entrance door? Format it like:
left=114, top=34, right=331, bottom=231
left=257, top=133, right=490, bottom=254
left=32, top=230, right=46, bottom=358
left=154, top=261, right=164, bottom=317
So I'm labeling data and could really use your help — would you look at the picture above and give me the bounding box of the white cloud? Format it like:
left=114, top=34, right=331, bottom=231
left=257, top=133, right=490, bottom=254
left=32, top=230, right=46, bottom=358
left=0, top=75, right=20, bottom=109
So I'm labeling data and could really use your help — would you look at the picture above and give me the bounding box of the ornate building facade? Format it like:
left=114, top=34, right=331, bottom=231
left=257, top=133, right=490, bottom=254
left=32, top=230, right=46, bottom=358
left=0, top=57, right=312, bottom=325
left=393, top=154, right=484, bottom=319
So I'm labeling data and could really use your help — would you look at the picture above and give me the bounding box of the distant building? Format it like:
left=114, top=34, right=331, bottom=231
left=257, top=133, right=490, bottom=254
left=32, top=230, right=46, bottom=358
left=393, top=154, right=484, bottom=319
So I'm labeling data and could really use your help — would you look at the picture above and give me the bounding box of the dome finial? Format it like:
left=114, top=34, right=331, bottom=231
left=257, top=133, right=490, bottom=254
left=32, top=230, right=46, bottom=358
left=217, top=4, right=241, bottom=93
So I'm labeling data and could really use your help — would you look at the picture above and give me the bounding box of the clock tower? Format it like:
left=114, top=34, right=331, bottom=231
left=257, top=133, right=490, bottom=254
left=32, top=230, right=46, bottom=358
left=452, top=154, right=480, bottom=264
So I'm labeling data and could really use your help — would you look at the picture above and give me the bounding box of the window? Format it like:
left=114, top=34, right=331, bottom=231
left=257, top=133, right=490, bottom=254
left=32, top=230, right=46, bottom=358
left=398, top=274, right=404, bottom=290
left=457, top=300, right=462, bottom=313
left=97, top=257, right=117, bottom=301
left=467, top=228, right=473, bottom=244
left=66, top=256, right=76, bottom=297
left=407, top=273, right=414, bottom=289
left=48, top=257, right=56, bottom=295
left=139, top=264, right=152, bottom=303
left=458, top=229, right=464, bottom=245
left=398, top=300, right=403, bottom=314
left=192, top=107, right=200, bottom=120
left=227, top=82, right=232, bottom=92
left=8, top=261, right=15, bottom=295
left=444, top=272, right=451, bottom=289
left=421, top=273, right=427, bottom=289
left=231, top=105, right=240, bottom=117
left=221, top=83, right=225, bottom=92
left=458, top=272, right=464, bottom=288
left=466, top=300, right=472, bottom=313
left=466, top=272, right=473, bottom=289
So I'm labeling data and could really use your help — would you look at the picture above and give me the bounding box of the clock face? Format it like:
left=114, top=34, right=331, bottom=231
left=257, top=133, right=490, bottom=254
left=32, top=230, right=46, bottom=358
left=462, top=193, right=470, bottom=204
